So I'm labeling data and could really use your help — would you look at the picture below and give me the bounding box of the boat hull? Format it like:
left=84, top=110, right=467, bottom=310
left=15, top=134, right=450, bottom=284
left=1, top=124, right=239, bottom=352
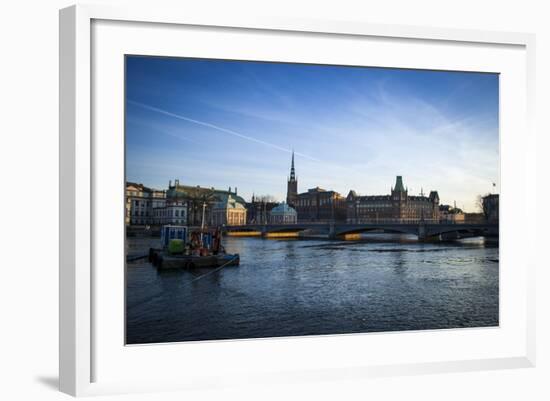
left=151, top=251, right=240, bottom=270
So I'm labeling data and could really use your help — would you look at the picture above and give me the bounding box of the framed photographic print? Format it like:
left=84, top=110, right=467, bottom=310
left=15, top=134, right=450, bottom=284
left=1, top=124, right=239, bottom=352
left=60, top=4, right=536, bottom=396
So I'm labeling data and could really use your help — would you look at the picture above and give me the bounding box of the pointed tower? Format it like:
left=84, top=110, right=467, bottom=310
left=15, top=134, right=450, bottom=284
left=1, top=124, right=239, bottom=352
left=393, top=176, right=405, bottom=193
left=286, top=150, right=298, bottom=206
left=391, top=176, right=408, bottom=221
left=391, top=176, right=407, bottom=199
left=290, top=151, right=296, bottom=181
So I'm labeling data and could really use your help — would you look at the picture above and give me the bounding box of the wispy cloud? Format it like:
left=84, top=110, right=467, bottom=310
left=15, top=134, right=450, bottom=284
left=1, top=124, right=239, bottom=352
left=127, top=100, right=320, bottom=161
left=126, top=115, right=202, bottom=145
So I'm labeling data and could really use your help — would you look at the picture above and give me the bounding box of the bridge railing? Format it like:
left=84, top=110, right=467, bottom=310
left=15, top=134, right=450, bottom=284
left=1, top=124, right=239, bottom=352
left=345, top=218, right=439, bottom=225
left=228, top=219, right=494, bottom=229
left=345, top=218, right=491, bottom=225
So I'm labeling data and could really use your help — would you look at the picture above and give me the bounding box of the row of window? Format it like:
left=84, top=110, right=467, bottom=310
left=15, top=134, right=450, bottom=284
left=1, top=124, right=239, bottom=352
left=131, top=201, right=214, bottom=211
left=353, top=203, right=435, bottom=209
left=295, top=197, right=338, bottom=207
left=133, top=200, right=152, bottom=207
left=129, top=217, right=186, bottom=224
left=356, top=203, right=393, bottom=209
left=355, top=209, right=438, bottom=214
left=152, top=209, right=187, bottom=217
left=227, top=211, right=246, bottom=225
left=127, top=191, right=166, bottom=198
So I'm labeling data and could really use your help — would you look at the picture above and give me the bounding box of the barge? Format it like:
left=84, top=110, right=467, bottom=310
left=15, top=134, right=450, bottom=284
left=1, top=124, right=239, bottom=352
left=149, top=225, right=239, bottom=270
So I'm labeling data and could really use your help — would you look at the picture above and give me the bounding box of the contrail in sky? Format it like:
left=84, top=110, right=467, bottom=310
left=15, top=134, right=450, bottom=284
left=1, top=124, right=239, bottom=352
left=127, top=100, right=320, bottom=161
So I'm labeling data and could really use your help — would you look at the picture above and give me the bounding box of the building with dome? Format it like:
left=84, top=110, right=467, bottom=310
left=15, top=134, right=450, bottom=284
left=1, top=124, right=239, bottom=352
left=164, top=179, right=247, bottom=226
left=210, top=192, right=247, bottom=226
left=269, top=202, right=298, bottom=224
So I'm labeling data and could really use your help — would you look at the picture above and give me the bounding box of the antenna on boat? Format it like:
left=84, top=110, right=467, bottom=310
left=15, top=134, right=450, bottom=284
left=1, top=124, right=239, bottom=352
left=200, top=202, right=206, bottom=244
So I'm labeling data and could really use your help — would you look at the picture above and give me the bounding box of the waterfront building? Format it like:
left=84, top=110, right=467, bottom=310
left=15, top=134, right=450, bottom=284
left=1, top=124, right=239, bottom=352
left=126, top=182, right=166, bottom=226
left=439, top=205, right=465, bottom=223
left=269, top=202, right=298, bottom=224
left=294, top=187, right=347, bottom=222
left=482, top=194, right=499, bottom=222
left=126, top=182, right=146, bottom=225
left=286, top=151, right=298, bottom=207
left=246, top=195, right=278, bottom=224
left=165, top=179, right=247, bottom=226
left=346, top=176, right=440, bottom=223
left=211, top=192, right=247, bottom=226
left=126, top=180, right=248, bottom=227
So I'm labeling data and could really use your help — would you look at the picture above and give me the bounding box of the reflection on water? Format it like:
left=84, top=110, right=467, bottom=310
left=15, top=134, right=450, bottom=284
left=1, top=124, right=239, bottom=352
left=126, top=234, right=499, bottom=344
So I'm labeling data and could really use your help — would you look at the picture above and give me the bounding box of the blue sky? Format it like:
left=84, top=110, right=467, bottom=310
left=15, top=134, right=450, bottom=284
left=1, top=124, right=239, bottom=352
left=126, top=56, right=499, bottom=212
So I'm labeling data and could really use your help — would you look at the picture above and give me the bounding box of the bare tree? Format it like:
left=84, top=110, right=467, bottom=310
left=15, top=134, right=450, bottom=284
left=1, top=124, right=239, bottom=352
left=185, top=188, right=217, bottom=226
left=255, top=194, right=278, bottom=203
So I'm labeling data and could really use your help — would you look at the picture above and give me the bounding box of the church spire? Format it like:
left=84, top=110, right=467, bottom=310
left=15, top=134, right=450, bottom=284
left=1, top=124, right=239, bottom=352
left=286, top=149, right=298, bottom=206
left=289, top=150, right=296, bottom=181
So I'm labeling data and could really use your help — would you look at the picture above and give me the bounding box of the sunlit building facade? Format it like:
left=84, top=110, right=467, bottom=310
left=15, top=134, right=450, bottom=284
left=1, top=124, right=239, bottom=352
left=346, top=176, right=440, bottom=223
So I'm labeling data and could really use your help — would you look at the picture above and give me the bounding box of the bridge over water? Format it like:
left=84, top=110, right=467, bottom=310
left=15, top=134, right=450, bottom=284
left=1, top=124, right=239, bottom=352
left=225, top=221, right=498, bottom=240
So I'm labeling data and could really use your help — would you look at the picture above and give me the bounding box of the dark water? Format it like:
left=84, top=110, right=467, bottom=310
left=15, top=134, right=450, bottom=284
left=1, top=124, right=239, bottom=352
left=126, top=235, right=499, bottom=344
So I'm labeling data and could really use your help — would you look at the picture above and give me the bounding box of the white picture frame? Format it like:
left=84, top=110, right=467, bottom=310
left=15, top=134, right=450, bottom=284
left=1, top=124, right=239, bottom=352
left=59, top=4, right=536, bottom=397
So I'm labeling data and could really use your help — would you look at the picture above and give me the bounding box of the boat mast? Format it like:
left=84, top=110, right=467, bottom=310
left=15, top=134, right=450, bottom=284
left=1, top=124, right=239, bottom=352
left=200, top=201, right=206, bottom=245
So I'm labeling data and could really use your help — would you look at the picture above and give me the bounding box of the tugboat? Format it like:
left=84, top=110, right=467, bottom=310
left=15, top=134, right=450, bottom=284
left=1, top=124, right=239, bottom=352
left=149, top=225, right=239, bottom=270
